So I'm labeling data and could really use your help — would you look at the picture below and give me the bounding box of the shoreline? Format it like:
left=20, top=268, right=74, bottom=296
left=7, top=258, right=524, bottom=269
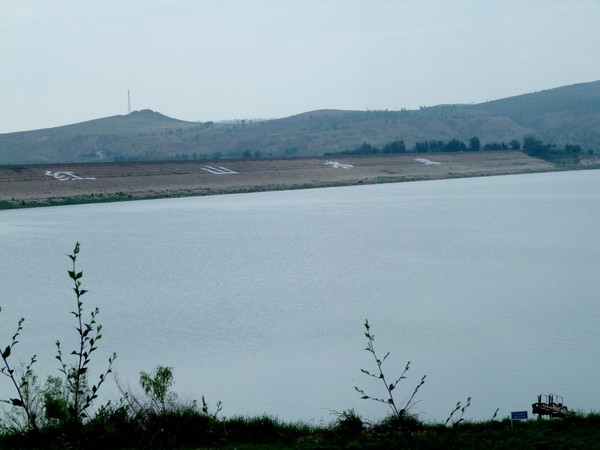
left=1, top=152, right=598, bottom=210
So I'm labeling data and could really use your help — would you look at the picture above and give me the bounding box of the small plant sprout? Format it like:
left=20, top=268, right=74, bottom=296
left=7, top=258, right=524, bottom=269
left=355, top=319, right=426, bottom=422
left=201, top=395, right=223, bottom=419
left=0, top=312, right=39, bottom=431
left=491, top=407, right=499, bottom=421
left=55, top=242, right=116, bottom=425
left=445, top=396, right=471, bottom=426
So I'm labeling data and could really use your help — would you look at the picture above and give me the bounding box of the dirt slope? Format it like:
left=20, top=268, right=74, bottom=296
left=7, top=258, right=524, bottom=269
left=0, top=152, right=574, bottom=209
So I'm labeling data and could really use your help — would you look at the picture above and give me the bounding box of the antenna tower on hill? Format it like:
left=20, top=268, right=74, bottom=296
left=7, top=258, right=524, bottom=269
left=127, top=90, right=132, bottom=114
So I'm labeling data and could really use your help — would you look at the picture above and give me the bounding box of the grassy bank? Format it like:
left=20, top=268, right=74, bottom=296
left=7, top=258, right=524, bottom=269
left=2, top=409, right=599, bottom=449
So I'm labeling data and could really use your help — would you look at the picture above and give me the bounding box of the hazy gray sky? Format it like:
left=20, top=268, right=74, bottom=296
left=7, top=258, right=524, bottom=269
left=1, top=0, right=599, bottom=133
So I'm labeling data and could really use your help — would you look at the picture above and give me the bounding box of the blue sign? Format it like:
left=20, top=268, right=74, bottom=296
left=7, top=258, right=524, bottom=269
left=511, top=411, right=528, bottom=420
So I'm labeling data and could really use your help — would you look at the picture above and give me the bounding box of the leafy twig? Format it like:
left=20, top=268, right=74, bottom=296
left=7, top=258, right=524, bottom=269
left=355, top=319, right=426, bottom=420
left=0, top=312, right=39, bottom=431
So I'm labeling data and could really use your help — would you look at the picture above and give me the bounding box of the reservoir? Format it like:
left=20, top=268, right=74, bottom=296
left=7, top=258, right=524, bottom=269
left=1, top=169, right=599, bottom=423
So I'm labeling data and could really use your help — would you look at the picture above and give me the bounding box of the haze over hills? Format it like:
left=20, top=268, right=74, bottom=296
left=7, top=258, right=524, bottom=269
left=1, top=80, right=599, bottom=165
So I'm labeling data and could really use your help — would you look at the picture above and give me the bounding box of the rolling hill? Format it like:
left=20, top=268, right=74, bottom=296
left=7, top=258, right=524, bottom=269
left=1, top=80, right=599, bottom=165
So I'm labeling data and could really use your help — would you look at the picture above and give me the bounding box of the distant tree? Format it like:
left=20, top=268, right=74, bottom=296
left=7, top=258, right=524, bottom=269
left=382, top=140, right=406, bottom=154
left=354, top=142, right=380, bottom=155
left=444, top=139, right=467, bottom=152
left=522, top=135, right=550, bottom=158
left=483, top=142, right=508, bottom=151
left=413, top=141, right=428, bottom=153
left=564, top=144, right=582, bottom=154
left=429, top=140, right=444, bottom=152
left=509, top=139, right=521, bottom=150
left=523, top=135, right=543, bottom=151
left=469, top=136, right=481, bottom=152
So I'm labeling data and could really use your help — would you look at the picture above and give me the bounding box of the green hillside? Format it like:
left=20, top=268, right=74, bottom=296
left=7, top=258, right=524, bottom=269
left=470, top=80, right=600, bottom=148
left=1, top=81, right=599, bottom=164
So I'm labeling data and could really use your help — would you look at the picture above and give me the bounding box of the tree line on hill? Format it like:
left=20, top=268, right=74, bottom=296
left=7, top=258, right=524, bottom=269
left=110, top=135, right=590, bottom=163
left=325, top=135, right=588, bottom=163
left=326, top=136, right=524, bottom=156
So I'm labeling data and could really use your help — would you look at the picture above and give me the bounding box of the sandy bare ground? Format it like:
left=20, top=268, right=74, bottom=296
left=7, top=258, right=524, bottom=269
left=0, top=152, right=573, bottom=209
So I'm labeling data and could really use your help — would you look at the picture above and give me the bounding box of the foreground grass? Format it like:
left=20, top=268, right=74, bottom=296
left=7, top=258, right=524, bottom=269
left=1, top=410, right=600, bottom=449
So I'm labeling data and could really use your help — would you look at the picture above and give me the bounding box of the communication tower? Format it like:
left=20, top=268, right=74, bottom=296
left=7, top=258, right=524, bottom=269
left=127, top=90, right=132, bottom=114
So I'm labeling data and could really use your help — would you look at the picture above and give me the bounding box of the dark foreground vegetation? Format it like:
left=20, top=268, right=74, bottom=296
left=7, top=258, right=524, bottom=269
left=2, top=244, right=598, bottom=448
left=2, top=410, right=600, bottom=449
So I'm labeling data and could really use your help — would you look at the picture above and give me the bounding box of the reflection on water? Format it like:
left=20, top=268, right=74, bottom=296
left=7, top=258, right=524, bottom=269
left=1, top=170, right=599, bottom=422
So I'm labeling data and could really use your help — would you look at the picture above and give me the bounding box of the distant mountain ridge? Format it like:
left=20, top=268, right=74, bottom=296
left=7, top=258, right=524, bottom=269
left=1, top=80, right=599, bottom=164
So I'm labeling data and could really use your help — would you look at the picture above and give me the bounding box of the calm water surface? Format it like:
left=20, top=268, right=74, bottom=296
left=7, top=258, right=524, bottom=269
left=1, top=170, right=599, bottom=423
